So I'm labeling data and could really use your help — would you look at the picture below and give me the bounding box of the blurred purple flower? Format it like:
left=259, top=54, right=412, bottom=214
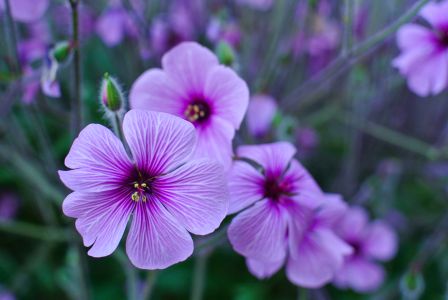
left=296, top=127, right=319, bottom=155
left=0, top=0, right=48, bottom=23
left=59, top=110, right=228, bottom=269
left=206, top=18, right=241, bottom=47
left=53, top=4, right=96, bottom=38
left=0, top=193, right=19, bottom=221
left=246, top=94, right=277, bottom=138
left=333, top=206, right=398, bottom=292
left=0, top=288, right=14, bottom=300
left=130, top=42, right=249, bottom=167
left=236, top=0, right=273, bottom=11
left=96, top=6, right=138, bottom=47
left=227, top=142, right=350, bottom=287
left=393, top=0, right=448, bottom=97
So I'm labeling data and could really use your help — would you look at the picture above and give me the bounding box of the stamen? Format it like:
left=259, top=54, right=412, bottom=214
left=131, top=192, right=140, bottom=202
left=184, top=101, right=210, bottom=123
left=131, top=182, right=149, bottom=202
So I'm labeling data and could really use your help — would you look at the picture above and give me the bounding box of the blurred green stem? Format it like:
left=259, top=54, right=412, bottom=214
left=0, top=220, right=70, bottom=241
left=115, top=249, right=138, bottom=300
left=69, top=0, right=82, bottom=137
left=3, top=0, right=20, bottom=74
left=141, top=271, right=157, bottom=300
left=341, top=0, right=354, bottom=56
left=190, top=251, right=209, bottom=300
left=297, top=287, right=308, bottom=300
left=283, top=0, right=431, bottom=111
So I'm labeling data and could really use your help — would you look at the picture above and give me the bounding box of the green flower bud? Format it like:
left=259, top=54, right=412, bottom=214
left=51, top=41, right=72, bottom=64
left=215, top=41, right=236, bottom=67
left=400, top=270, right=425, bottom=300
left=101, top=73, right=124, bottom=112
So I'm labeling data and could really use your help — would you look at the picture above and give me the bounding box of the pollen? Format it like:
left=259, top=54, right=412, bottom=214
left=184, top=101, right=210, bottom=123
left=131, top=182, right=149, bottom=202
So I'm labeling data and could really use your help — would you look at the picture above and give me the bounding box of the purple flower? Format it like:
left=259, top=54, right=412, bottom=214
left=333, top=206, right=398, bottom=292
left=0, top=0, right=48, bottom=23
left=236, top=0, right=273, bottom=11
left=0, top=193, right=19, bottom=221
left=246, top=94, right=277, bottom=138
left=96, top=6, right=138, bottom=47
left=130, top=42, right=249, bottom=167
left=53, top=4, right=96, bottom=39
left=296, top=127, right=319, bottom=156
left=206, top=18, right=241, bottom=47
left=59, top=110, right=229, bottom=269
left=227, top=142, right=351, bottom=287
left=393, top=0, right=448, bottom=96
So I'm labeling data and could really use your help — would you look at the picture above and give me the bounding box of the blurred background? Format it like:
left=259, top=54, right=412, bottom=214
left=0, top=0, right=447, bottom=299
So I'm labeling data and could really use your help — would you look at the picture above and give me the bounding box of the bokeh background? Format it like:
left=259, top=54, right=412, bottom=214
left=0, top=0, right=447, bottom=299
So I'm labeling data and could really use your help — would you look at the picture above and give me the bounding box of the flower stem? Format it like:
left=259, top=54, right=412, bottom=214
left=297, top=287, right=308, bottom=300
left=190, top=251, right=209, bottom=300
left=141, top=271, right=157, bottom=300
left=0, top=220, right=71, bottom=242
left=69, top=0, right=82, bottom=137
left=341, top=0, right=354, bottom=56
left=115, top=249, right=138, bottom=300
left=3, top=0, right=20, bottom=74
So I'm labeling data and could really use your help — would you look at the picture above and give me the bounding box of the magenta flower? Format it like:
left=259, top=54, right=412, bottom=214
left=130, top=42, right=249, bottom=167
left=0, top=0, right=48, bottom=23
left=59, top=110, right=228, bottom=269
left=393, top=0, right=448, bottom=96
left=227, top=142, right=351, bottom=287
left=333, top=206, right=398, bottom=292
left=246, top=94, right=277, bottom=138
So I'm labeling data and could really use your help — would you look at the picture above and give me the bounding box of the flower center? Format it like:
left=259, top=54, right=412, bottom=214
left=263, top=177, right=290, bottom=201
left=437, top=28, right=448, bottom=47
left=348, top=240, right=362, bottom=256
left=131, top=182, right=150, bottom=202
left=184, top=101, right=210, bottom=123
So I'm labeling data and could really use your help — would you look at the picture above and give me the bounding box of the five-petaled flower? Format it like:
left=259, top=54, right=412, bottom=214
left=59, top=110, right=229, bottom=269
left=129, top=42, right=249, bottom=168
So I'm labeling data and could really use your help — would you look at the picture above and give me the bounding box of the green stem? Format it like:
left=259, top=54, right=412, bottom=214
left=341, top=0, right=354, bottom=56
left=0, top=220, right=70, bottom=242
left=115, top=249, right=139, bottom=300
left=141, top=271, right=157, bottom=300
left=297, top=287, right=308, bottom=300
left=69, top=0, right=82, bottom=137
left=283, top=0, right=431, bottom=111
left=190, top=251, right=209, bottom=300
left=3, top=0, right=20, bottom=74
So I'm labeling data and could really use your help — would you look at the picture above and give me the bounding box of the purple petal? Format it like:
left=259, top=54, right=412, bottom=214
left=315, top=194, right=348, bottom=227
left=335, top=206, right=369, bottom=241
left=122, top=110, right=196, bottom=175
left=362, top=221, right=397, bottom=261
left=59, top=124, right=132, bottom=192
left=204, top=65, right=249, bottom=129
left=286, top=228, right=352, bottom=288
left=96, top=8, right=127, bottom=46
left=63, top=190, right=133, bottom=257
left=155, top=159, right=228, bottom=235
left=194, top=115, right=235, bottom=168
left=227, top=161, right=264, bottom=214
left=228, top=200, right=288, bottom=262
left=126, top=198, right=193, bottom=269
left=246, top=95, right=277, bottom=137
left=333, top=258, right=385, bottom=292
left=395, top=24, right=433, bottom=51
left=0, top=0, right=49, bottom=23
left=161, top=42, right=219, bottom=95
left=246, top=257, right=284, bottom=279
left=129, top=69, right=186, bottom=115
left=237, top=142, right=296, bottom=177
left=420, top=1, right=448, bottom=30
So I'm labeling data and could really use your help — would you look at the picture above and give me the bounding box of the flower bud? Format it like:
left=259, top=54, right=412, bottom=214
left=100, top=73, right=124, bottom=112
left=215, top=41, right=236, bottom=67
left=51, top=41, right=72, bottom=64
left=400, top=270, right=424, bottom=300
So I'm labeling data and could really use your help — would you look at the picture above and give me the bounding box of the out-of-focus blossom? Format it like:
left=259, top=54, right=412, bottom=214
left=227, top=142, right=351, bottom=287
left=296, top=127, right=319, bottom=155
left=0, top=0, right=48, bottom=23
left=96, top=6, right=138, bottom=47
left=0, top=193, right=19, bottom=221
left=236, top=0, right=273, bottom=11
left=333, top=206, right=398, bottom=292
left=59, top=110, right=228, bottom=269
left=130, top=42, right=249, bottom=167
left=53, top=4, right=96, bottom=38
left=246, top=94, right=277, bottom=138
left=393, top=1, right=448, bottom=96
left=206, top=18, right=241, bottom=47
left=0, top=287, right=14, bottom=300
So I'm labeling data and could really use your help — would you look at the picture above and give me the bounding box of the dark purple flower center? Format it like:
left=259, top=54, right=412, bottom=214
left=184, top=100, right=211, bottom=124
left=440, top=31, right=448, bottom=47
left=129, top=169, right=155, bottom=202
left=348, top=240, right=362, bottom=257
left=263, top=177, right=291, bottom=202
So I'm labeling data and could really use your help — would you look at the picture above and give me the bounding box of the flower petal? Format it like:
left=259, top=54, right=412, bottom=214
left=123, top=110, right=196, bottom=175
left=420, top=1, right=448, bottom=30
left=228, top=199, right=288, bottom=262
left=204, top=65, right=249, bottom=129
left=237, top=142, right=296, bottom=177
left=362, top=221, right=397, bottom=261
left=246, top=257, right=284, bottom=279
left=59, top=124, right=132, bottom=192
left=246, top=95, right=277, bottom=137
left=286, top=229, right=352, bottom=288
left=63, top=189, right=133, bottom=257
left=155, top=159, right=228, bottom=235
left=335, top=206, right=369, bottom=241
left=333, top=258, right=385, bottom=292
left=1, top=0, right=49, bottom=23
left=126, top=198, right=193, bottom=269
left=395, top=24, right=433, bottom=51
left=129, top=69, right=186, bottom=115
left=228, top=161, right=265, bottom=214
left=315, top=194, right=348, bottom=227
left=161, top=42, right=219, bottom=94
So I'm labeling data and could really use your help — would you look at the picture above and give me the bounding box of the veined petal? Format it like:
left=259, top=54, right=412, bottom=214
left=155, top=159, right=228, bottom=235
left=228, top=161, right=265, bottom=214
left=228, top=199, right=288, bottom=262
left=123, top=110, right=196, bottom=175
left=204, top=65, right=249, bottom=129
left=59, top=124, right=132, bottom=192
left=126, top=198, right=193, bottom=269
left=246, top=257, right=284, bottom=279
left=63, top=189, right=133, bottom=257
left=129, top=69, right=186, bottom=115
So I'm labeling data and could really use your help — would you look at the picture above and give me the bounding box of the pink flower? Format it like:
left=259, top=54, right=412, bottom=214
left=227, top=142, right=351, bottom=287
left=333, top=206, right=398, bottom=292
left=246, top=94, right=277, bottom=138
left=0, top=0, right=48, bottom=23
left=130, top=42, right=249, bottom=167
left=59, top=110, right=228, bottom=269
left=393, top=1, right=448, bottom=96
